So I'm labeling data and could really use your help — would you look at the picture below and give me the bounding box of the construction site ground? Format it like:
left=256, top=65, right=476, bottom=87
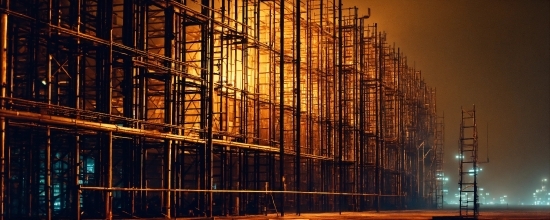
left=134, top=206, right=550, bottom=220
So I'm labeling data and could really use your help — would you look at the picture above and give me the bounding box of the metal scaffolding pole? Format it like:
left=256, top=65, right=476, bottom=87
left=295, top=0, right=302, bottom=215
left=0, top=1, right=7, bottom=219
left=279, top=0, right=286, bottom=216
left=337, top=0, right=343, bottom=214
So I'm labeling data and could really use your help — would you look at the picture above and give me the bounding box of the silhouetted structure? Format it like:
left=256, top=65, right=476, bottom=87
left=0, top=0, right=440, bottom=219
left=459, top=106, right=479, bottom=218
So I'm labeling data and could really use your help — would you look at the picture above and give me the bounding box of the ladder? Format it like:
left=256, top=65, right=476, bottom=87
left=459, top=106, right=479, bottom=218
left=263, top=182, right=279, bottom=216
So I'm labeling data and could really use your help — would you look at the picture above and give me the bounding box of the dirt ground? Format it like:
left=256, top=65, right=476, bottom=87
left=167, top=206, right=550, bottom=220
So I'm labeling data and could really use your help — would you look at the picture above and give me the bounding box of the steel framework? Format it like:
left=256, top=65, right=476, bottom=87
left=0, top=0, right=439, bottom=219
left=459, top=106, right=478, bottom=218
left=433, top=113, right=445, bottom=209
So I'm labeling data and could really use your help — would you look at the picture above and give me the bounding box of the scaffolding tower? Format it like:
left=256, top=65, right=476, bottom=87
left=0, top=0, right=439, bottom=219
left=434, top=113, right=445, bottom=209
left=459, top=106, right=479, bottom=218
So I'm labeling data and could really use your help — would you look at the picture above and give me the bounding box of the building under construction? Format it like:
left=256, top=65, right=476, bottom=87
left=0, top=0, right=444, bottom=219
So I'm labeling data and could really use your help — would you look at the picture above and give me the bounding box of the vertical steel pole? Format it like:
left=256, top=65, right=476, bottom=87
left=45, top=0, right=54, bottom=216
left=105, top=2, right=113, bottom=217
left=473, top=105, right=478, bottom=217
left=164, top=4, right=174, bottom=218
left=397, top=47, right=403, bottom=209
left=279, top=0, right=285, bottom=216
left=199, top=0, right=208, bottom=213
left=358, top=17, right=365, bottom=211
left=374, top=24, right=381, bottom=213
left=164, top=138, right=172, bottom=218
left=0, top=0, right=8, bottom=218
left=46, top=54, right=53, bottom=220
left=122, top=0, right=135, bottom=216
left=73, top=134, right=80, bottom=220
left=295, top=0, right=301, bottom=215
left=106, top=35, right=113, bottom=220
left=163, top=84, right=172, bottom=218
left=208, top=0, right=215, bottom=216
left=138, top=3, right=147, bottom=210
left=337, top=0, right=343, bottom=214
left=70, top=0, right=81, bottom=218
left=105, top=131, right=113, bottom=220
left=46, top=128, right=52, bottom=220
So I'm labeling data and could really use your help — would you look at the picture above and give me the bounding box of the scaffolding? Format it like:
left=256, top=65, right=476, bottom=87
left=0, top=0, right=439, bottom=219
left=459, top=106, right=479, bottom=218
left=433, top=113, right=445, bottom=209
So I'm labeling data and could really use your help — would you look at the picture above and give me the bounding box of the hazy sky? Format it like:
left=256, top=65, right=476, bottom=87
left=344, top=0, right=550, bottom=203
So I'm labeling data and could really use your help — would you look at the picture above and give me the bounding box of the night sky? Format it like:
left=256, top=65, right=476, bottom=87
left=345, top=0, right=550, bottom=204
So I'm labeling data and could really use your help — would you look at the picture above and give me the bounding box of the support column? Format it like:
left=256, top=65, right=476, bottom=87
left=337, top=0, right=343, bottom=214
left=69, top=0, right=82, bottom=218
left=45, top=54, right=53, bottom=220
left=206, top=0, right=215, bottom=217
left=104, top=132, right=113, bottom=220
left=279, top=0, right=285, bottom=216
left=0, top=0, right=8, bottom=218
left=164, top=4, right=174, bottom=218
left=164, top=139, right=172, bottom=218
left=295, top=0, right=301, bottom=215
left=199, top=0, right=209, bottom=214
left=122, top=0, right=136, bottom=215
left=358, top=17, right=365, bottom=211
left=46, top=127, right=52, bottom=220
left=100, top=0, right=113, bottom=218
left=73, top=134, right=80, bottom=220
left=374, top=24, right=381, bottom=213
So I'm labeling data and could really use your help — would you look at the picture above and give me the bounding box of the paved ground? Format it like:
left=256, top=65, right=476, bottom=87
left=163, top=206, right=550, bottom=220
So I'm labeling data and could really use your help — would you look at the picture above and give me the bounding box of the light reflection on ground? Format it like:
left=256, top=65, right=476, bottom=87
left=196, top=206, right=550, bottom=220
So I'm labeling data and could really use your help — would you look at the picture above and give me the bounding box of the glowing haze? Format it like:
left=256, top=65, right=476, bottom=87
left=345, top=0, right=550, bottom=204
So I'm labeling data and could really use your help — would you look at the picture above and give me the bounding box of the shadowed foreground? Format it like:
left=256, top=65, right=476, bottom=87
left=158, top=206, right=550, bottom=220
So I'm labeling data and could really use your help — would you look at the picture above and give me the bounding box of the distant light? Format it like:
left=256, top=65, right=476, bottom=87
left=41, top=79, right=47, bottom=85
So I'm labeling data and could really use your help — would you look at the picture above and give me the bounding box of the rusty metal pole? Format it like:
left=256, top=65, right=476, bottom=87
left=163, top=4, right=174, bottom=218
left=70, top=0, right=82, bottom=218
left=0, top=0, right=7, bottom=218
left=104, top=2, right=114, bottom=217
left=207, top=0, right=215, bottom=216
left=337, top=0, right=343, bottom=214
left=279, top=0, right=285, bottom=217
left=295, top=0, right=301, bottom=216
